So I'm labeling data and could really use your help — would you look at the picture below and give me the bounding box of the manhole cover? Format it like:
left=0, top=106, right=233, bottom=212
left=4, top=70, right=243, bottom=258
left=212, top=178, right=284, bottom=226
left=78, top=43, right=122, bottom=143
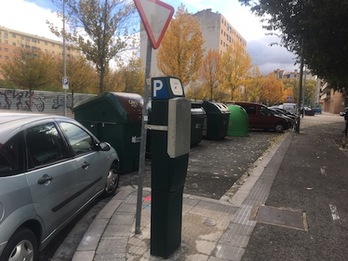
left=251, top=205, right=308, bottom=231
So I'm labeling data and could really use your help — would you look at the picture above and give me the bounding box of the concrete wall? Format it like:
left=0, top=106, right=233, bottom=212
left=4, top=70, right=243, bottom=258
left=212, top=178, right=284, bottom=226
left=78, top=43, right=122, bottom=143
left=0, top=88, right=95, bottom=116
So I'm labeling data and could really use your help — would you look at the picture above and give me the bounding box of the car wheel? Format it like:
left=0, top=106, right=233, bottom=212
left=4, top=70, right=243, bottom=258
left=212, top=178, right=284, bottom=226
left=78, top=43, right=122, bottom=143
left=275, top=124, right=284, bottom=133
left=103, top=163, right=119, bottom=196
left=1, top=228, right=38, bottom=261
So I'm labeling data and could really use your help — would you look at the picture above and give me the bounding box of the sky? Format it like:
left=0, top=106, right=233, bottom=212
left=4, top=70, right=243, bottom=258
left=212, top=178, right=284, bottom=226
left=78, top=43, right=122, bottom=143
left=0, top=0, right=299, bottom=74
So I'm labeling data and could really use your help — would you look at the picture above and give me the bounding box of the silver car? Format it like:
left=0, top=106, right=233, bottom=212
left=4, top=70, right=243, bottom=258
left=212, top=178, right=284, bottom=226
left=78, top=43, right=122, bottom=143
left=0, top=112, right=120, bottom=261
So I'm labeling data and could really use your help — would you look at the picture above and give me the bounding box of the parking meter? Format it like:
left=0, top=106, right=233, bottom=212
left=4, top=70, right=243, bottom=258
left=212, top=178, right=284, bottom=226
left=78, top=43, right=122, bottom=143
left=149, top=76, right=191, bottom=258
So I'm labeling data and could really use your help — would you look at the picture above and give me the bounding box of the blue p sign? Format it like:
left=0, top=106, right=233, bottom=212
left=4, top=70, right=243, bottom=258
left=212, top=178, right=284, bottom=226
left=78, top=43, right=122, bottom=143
left=152, top=78, right=168, bottom=100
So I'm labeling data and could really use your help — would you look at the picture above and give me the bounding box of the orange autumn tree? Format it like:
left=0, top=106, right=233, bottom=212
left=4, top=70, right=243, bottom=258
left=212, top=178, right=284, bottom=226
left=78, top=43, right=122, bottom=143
left=157, top=4, right=204, bottom=85
left=259, top=74, right=285, bottom=105
left=197, top=49, right=221, bottom=100
left=220, top=42, right=252, bottom=101
left=244, top=66, right=263, bottom=102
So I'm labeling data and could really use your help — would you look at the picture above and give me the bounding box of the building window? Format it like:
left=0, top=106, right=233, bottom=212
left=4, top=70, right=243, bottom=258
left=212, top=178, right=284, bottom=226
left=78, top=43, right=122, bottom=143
left=12, top=33, right=16, bottom=38
left=4, top=32, right=8, bottom=39
left=12, top=42, right=16, bottom=46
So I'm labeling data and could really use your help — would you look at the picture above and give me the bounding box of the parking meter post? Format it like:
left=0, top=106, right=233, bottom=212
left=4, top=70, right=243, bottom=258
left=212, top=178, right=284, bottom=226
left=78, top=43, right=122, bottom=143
left=135, top=38, right=152, bottom=235
left=150, top=77, right=191, bottom=258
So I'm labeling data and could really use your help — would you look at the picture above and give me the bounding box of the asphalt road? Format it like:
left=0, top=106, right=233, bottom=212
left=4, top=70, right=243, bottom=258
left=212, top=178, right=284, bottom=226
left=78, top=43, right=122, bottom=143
left=120, top=131, right=284, bottom=199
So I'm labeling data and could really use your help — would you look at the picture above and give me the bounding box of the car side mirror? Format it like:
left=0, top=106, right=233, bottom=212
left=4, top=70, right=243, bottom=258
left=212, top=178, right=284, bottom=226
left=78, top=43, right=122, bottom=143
left=94, top=142, right=111, bottom=151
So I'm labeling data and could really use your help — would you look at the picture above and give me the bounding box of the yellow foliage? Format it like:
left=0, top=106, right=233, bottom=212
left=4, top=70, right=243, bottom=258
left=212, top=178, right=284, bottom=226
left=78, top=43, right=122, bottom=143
left=259, top=74, right=285, bottom=105
left=157, top=5, right=204, bottom=86
left=219, top=43, right=252, bottom=101
left=198, top=49, right=221, bottom=100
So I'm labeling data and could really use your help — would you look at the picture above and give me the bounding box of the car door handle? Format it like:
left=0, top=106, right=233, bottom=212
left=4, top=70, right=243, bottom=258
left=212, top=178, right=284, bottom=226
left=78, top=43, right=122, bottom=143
left=38, top=174, right=53, bottom=185
left=82, top=161, right=90, bottom=169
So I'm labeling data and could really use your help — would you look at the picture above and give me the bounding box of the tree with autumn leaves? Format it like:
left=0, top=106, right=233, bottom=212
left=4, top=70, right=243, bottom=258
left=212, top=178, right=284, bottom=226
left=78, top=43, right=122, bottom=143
left=157, top=4, right=204, bottom=86
left=157, top=5, right=309, bottom=105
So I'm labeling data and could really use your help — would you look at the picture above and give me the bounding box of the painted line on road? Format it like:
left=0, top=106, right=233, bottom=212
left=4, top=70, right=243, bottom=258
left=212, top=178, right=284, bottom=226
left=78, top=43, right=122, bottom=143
left=329, top=204, right=340, bottom=221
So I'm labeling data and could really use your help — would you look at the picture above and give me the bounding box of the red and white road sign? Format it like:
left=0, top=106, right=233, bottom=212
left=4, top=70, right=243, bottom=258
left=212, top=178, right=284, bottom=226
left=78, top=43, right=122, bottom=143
left=134, top=0, right=174, bottom=49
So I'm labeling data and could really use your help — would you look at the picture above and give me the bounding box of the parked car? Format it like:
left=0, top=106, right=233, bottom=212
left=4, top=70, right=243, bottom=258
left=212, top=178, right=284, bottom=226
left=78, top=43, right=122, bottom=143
left=302, top=106, right=315, bottom=116
left=0, top=112, right=119, bottom=261
left=280, top=103, right=298, bottom=115
left=231, top=102, right=291, bottom=132
left=339, top=107, right=348, bottom=116
left=268, top=108, right=296, bottom=128
left=312, top=105, right=322, bottom=114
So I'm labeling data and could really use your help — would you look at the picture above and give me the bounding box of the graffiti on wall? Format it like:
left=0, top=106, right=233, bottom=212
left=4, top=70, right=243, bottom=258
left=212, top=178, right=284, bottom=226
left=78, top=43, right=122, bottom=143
left=0, top=88, right=94, bottom=115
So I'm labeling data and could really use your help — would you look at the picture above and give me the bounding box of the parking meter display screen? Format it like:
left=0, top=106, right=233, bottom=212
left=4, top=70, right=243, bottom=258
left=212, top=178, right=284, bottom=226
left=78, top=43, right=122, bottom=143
left=169, top=78, right=184, bottom=96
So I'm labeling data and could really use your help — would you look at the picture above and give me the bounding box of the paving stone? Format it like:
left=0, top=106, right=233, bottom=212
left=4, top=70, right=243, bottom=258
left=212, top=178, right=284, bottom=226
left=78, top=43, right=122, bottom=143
left=96, top=238, right=127, bottom=254
left=215, top=244, right=245, bottom=261
left=103, top=224, right=132, bottom=238
left=109, top=213, right=135, bottom=225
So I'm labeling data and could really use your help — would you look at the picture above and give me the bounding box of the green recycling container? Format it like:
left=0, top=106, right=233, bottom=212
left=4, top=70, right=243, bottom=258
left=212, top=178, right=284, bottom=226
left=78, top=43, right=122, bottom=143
left=227, top=105, right=249, bottom=137
left=74, top=92, right=143, bottom=173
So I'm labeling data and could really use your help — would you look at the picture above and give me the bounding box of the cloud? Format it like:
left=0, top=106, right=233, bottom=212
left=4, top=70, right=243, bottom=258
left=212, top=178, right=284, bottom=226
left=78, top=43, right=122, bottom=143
left=0, top=0, right=61, bottom=41
left=247, top=36, right=299, bottom=74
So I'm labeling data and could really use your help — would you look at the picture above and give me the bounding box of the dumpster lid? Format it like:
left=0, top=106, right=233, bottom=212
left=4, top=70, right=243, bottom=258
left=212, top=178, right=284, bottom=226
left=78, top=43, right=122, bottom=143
left=202, top=101, right=230, bottom=113
left=74, top=92, right=143, bottom=123
left=191, top=107, right=206, bottom=115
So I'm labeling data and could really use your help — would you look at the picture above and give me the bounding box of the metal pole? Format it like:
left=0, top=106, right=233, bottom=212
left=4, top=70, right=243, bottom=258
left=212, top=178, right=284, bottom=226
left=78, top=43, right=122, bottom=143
left=63, top=0, right=67, bottom=117
left=303, top=65, right=307, bottom=118
left=135, top=37, right=152, bottom=235
left=295, top=54, right=304, bottom=133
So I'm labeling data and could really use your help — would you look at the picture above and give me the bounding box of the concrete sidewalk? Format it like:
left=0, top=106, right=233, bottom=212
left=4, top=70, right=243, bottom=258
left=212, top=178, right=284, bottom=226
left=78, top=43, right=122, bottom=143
left=72, top=114, right=348, bottom=261
left=72, top=130, right=291, bottom=261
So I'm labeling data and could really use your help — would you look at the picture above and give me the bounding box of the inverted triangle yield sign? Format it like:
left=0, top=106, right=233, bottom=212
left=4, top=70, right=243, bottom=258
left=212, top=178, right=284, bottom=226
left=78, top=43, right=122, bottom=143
left=134, top=0, right=174, bottom=49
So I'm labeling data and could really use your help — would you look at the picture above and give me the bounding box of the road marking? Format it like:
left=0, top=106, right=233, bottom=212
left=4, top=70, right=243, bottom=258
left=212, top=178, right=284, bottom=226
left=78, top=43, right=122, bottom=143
left=329, top=204, right=340, bottom=221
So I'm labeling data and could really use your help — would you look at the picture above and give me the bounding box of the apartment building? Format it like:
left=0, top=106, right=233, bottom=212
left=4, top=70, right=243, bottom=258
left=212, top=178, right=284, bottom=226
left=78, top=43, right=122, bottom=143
left=193, top=9, right=246, bottom=55
left=0, top=26, right=80, bottom=78
left=140, top=8, right=246, bottom=77
left=319, top=81, right=347, bottom=114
